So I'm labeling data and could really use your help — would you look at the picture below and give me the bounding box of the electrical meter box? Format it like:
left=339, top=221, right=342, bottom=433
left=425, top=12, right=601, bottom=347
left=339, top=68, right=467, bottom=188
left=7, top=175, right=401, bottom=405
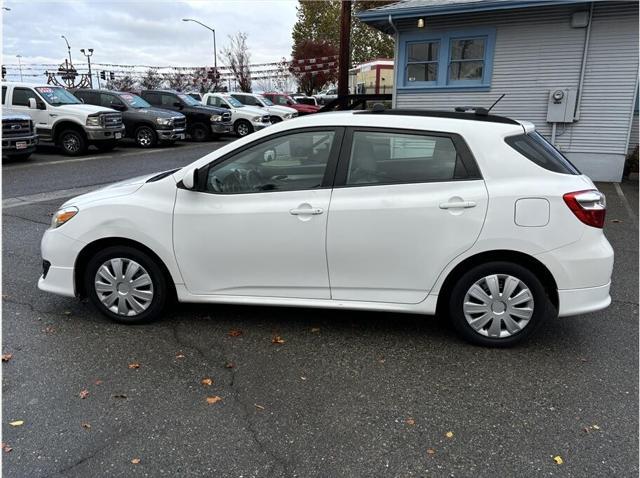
left=546, top=87, right=578, bottom=123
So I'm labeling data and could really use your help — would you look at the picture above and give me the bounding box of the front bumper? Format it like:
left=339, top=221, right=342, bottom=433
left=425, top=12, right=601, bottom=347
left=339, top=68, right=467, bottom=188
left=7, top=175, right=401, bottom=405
left=211, top=122, right=233, bottom=134
left=38, top=228, right=86, bottom=298
left=252, top=122, right=270, bottom=131
left=86, top=125, right=125, bottom=141
left=2, top=134, right=38, bottom=155
left=157, top=127, right=186, bottom=141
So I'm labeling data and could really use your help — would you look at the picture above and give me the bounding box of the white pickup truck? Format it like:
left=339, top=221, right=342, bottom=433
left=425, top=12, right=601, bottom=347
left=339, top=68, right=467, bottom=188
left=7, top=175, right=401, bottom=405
left=202, top=93, right=271, bottom=137
left=1, top=82, right=125, bottom=156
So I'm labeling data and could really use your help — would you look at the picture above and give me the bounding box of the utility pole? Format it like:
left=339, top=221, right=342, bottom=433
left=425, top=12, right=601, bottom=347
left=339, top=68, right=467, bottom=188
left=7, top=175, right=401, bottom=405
left=61, top=35, right=73, bottom=65
left=16, top=55, right=23, bottom=81
left=338, top=0, right=352, bottom=99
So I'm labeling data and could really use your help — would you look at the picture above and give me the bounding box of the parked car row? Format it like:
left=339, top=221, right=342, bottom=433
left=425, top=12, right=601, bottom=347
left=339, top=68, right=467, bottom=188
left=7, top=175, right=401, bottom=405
left=1, top=82, right=327, bottom=160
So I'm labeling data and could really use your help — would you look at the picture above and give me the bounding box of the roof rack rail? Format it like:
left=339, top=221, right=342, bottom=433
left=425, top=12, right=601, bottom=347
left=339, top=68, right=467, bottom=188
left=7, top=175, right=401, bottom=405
left=355, top=108, right=519, bottom=125
left=454, top=106, right=490, bottom=116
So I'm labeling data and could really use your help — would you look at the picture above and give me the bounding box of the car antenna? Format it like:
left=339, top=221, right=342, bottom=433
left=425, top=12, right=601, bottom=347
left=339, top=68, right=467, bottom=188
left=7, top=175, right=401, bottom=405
left=487, top=93, right=506, bottom=113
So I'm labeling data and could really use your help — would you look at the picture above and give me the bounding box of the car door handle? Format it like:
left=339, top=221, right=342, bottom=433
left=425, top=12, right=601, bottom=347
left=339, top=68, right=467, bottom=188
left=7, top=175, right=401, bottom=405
left=290, top=207, right=324, bottom=215
left=439, top=201, right=477, bottom=209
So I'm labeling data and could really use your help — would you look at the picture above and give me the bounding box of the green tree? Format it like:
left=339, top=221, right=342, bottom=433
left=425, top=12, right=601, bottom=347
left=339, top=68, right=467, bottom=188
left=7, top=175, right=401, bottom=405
left=291, top=0, right=394, bottom=66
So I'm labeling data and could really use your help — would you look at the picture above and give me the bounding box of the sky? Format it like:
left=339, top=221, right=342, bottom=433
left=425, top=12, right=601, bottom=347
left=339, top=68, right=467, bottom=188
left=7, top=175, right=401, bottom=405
left=2, top=0, right=299, bottom=80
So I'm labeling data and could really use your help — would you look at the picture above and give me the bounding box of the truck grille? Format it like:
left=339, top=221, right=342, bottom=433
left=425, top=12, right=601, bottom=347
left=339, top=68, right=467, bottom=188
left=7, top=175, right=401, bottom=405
left=3, top=119, right=32, bottom=137
left=173, top=117, right=186, bottom=129
left=102, top=113, right=123, bottom=129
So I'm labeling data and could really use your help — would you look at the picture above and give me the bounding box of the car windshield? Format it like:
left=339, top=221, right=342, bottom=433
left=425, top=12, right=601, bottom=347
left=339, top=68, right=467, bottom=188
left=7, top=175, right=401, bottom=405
left=224, top=96, right=244, bottom=108
left=119, top=93, right=151, bottom=108
left=258, top=95, right=274, bottom=106
left=35, top=87, right=81, bottom=106
left=177, top=93, right=201, bottom=106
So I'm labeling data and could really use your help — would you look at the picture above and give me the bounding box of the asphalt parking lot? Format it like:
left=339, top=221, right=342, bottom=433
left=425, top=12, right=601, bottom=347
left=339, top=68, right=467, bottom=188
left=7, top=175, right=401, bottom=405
left=2, top=141, right=638, bottom=477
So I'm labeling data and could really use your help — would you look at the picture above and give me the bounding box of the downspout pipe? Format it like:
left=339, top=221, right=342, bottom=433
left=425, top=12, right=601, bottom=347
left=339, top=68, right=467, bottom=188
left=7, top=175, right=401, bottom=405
left=574, top=2, right=594, bottom=120
left=388, top=14, right=399, bottom=108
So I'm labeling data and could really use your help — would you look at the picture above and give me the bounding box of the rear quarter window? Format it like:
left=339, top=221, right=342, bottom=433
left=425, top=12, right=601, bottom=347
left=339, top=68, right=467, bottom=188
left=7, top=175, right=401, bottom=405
left=505, top=132, right=580, bottom=175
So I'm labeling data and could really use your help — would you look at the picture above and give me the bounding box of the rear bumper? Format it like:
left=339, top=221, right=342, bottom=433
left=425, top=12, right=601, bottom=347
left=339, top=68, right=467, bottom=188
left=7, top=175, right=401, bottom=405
left=558, top=282, right=611, bottom=317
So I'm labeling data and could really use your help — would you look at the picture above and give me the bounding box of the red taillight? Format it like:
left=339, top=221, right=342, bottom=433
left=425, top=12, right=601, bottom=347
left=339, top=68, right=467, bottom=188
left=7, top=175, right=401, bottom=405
left=563, top=190, right=606, bottom=228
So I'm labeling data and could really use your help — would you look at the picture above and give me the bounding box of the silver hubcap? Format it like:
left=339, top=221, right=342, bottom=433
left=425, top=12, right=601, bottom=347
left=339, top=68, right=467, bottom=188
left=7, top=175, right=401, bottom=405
left=63, top=134, right=80, bottom=153
left=463, top=274, right=534, bottom=338
left=94, top=258, right=154, bottom=317
left=237, top=123, right=249, bottom=136
left=137, top=128, right=153, bottom=147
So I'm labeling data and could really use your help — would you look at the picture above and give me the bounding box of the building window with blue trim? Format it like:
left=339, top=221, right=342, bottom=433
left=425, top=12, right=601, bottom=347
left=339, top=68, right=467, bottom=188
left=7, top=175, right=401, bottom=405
left=448, top=37, right=485, bottom=83
left=399, top=28, right=495, bottom=90
left=406, top=41, right=440, bottom=83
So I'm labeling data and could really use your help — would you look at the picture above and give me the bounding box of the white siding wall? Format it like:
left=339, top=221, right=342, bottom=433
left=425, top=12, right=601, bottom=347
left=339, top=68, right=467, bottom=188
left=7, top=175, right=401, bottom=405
left=394, top=2, right=639, bottom=181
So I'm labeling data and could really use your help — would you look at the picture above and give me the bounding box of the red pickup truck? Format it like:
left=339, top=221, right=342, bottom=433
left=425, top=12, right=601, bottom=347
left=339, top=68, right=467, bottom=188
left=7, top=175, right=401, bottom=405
left=261, top=93, right=320, bottom=116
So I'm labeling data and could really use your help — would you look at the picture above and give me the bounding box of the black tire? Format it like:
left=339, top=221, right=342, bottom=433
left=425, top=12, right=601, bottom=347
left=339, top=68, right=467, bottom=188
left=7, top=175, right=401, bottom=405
left=85, top=246, right=167, bottom=325
left=134, top=125, right=157, bottom=148
left=234, top=119, right=253, bottom=137
left=95, top=140, right=118, bottom=152
left=58, top=129, right=88, bottom=156
left=448, top=261, right=552, bottom=347
left=270, top=116, right=282, bottom=124
left=190, top=122, right=211, bottom=142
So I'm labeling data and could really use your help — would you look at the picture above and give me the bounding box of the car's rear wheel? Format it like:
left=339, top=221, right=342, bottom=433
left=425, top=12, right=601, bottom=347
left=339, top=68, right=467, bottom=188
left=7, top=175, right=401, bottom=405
left=135, top=125, right=157, bottom=148
left=85, top=246, right=167, bottom=324
left=234, top=119, right=253, bottom=137
left=448, top=261, right=551, bottom=347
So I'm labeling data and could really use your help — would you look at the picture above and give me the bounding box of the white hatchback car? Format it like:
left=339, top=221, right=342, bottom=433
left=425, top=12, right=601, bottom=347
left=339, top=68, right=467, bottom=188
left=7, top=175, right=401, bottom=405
left=39, top=109, right=613, bottom=346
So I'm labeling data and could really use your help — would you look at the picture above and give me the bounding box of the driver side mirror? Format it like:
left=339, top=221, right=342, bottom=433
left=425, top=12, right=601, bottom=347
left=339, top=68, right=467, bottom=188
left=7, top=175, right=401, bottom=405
left=181, top=167, right=198, bottom=190
left=28, top=98, right=38, bottom=109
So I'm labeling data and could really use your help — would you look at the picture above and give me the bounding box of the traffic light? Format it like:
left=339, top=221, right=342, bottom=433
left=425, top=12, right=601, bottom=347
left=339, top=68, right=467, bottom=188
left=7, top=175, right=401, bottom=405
left=109, top=71, right=115, bottom=81
left=100, top=71, right=105, bottom=80
left=1, top=65, right=5, bottom=79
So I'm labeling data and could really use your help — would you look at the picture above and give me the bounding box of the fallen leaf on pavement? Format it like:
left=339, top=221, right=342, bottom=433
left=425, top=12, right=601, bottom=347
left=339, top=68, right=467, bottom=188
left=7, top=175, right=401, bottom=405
left=79, top=389, right=90, bottom=399
left=553, top=455, right=564, bottom=465
left=44, top=326, right=55, bottom=334
left=2, top=442, right=12, bottom=453
left=405, top=418, right=415, bottom=426
left=175, top=352, right=185, bottom=359
left=426, top=448, right=436, bottom=455
left=2, top=353, right=13, bottom=362
left=81, top=422, right=91, bottom=430
left=201, top=377, right=213, bottom=386
left=592, top=424, right=600, bottom=430
left=128, top=363, right=140, bottom=369
left=311, top=327, right=320, bottom=333
left=206, top=396, right=222, bottom=405
left=131, top=458, right=141, bottom=464
left=377, top=356, right=386, bottom=363
left=254, top=404, right=265, bottom=410
left=228, top=329, right=243, bottom=337
left=63, top=311, right=71, bottom=316
left=225, top=362, right=235, bottom=368
left=94, top=380, right=103, bottom=385
left=300, top=376, right=307, bottom=381
left=272, top=335, right=285, bottom=345
left=445, top=431, right=454, bottom=438
left=9, top=420, right=24, bottom=427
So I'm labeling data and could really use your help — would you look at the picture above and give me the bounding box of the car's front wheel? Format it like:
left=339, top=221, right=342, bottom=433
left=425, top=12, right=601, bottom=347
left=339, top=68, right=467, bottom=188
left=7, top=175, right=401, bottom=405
left=190, top=123, right=211, bottom=142
left=58, top=129, right=88, bottom=156
left=85, top=246, right=167, bottom=324
left=135, top=125, right=157, bottom=148
left=448, top=261, right=552, bottom=347
left=234, top=119, right=253, bottom=137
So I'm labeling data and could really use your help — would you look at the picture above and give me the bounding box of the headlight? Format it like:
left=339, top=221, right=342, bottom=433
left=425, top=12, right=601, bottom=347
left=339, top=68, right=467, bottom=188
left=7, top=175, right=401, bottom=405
left=157, top=117, right=173, bottom=126
left=51, top=206, right=78, bottom=229
left=252, top=116, right=262, bottom=122
left=210, top=115, right=222, bottom=122
left=284, top=113, right=292, bottom=119
left=86, top=115, right=101, bottom=127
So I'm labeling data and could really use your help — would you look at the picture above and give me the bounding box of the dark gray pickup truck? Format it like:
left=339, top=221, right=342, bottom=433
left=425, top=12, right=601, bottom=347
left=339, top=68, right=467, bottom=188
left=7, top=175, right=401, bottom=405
left=2, top=113, right=38, bottom=160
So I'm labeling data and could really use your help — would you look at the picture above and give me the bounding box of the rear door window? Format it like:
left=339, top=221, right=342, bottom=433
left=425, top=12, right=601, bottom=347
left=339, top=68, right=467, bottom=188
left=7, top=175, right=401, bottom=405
left=343, top=130, right=477, bottom=186
left=505, top=132, right=580, bottom=174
